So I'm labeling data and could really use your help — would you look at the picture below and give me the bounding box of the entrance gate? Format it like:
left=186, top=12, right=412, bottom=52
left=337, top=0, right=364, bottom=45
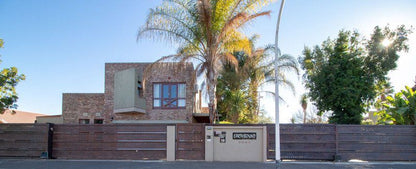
left=175, top=123, right=205, bottom=160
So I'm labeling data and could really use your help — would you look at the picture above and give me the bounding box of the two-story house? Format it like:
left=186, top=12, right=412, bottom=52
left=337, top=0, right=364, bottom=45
left=62, top=62, right=208, bottom=124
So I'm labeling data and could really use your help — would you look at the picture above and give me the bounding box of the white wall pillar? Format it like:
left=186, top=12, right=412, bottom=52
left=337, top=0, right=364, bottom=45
left=262, top=126, right=267, bottom=162
left=205, top=126, right=214, bottom=161
left=167, top=125, right=176, bottom=161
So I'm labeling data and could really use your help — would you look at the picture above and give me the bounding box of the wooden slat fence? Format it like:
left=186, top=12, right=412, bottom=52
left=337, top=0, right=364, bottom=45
left=175, top=123, right=205, bottom=160
left=53, top=124, right=167, bottom=160
left=267, top=124, right=416, bottom=161
left=0, top=124, right=49, bottom=158
left=267, top=124, right=336, bottom=160
left=1, top=123, right=415, bottom=161
left=337, top=125, right=416, bottom=161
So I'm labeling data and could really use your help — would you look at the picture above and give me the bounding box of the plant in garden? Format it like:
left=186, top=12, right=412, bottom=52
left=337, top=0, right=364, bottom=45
left=375, top=86, right=416, bottom=125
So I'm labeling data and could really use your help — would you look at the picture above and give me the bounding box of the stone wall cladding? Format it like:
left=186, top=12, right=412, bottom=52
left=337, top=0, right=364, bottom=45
left=104, top=62, right=195, bottom=123
left=62, top=93, right=105, bottom=124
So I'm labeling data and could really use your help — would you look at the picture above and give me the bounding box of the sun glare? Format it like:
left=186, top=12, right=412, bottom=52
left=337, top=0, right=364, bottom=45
left=382, top=39, right=391, bottom=47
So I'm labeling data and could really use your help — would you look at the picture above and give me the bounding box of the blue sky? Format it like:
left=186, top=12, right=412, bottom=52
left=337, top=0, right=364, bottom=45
left=0, top=0, right=415, bottom=122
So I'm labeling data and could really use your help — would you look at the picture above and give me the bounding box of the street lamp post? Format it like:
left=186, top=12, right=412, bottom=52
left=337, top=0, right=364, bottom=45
left=274, top=0, right=285, bottom=164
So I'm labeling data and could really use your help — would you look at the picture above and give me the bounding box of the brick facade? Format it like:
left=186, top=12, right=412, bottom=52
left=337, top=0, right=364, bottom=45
left=62, top=62, right=196, bottom=124
left=62, top=93, right=105, bottom=124
left=104, top=63, right=195, bottom=124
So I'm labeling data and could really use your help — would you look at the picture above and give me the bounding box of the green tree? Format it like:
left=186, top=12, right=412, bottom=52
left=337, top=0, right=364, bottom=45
left=0, top=39, right=25, bottom=113
left=217, top=36, right=298, bottom=123
left=137, top=0, right=272, bottom=123
left=371, top=80, right=394, bottom=110
left=376, top=86, right=416, bottom=125
left=299, top=25, right=412, bottom=124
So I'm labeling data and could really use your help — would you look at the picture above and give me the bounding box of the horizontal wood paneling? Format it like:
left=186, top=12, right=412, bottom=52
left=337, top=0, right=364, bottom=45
left=2, top=123, right=415, bottom=161
left=337, top=125, right=416, bottom=161
left=53, top=124, right=167, bottom=160
left=0, top=124, right=48, bottom=157
left=53, top=150, right=166, bottom=160
left=267, top=124, right=336, bottom=160
left=267, top=124, right=416, bottom=161
left=175, top=124, right=205, bottom=160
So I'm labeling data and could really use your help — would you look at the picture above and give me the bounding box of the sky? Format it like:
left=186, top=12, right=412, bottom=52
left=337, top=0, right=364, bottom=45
left=0, top=0, right=415, bottom=123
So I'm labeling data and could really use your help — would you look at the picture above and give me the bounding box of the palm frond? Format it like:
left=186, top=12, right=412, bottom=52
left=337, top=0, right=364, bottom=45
left=223, top=53, right=239, bottom=72
left=259, top=90, right=287, bottom=104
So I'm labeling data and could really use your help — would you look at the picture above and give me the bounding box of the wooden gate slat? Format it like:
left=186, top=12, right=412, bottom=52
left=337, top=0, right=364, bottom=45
left=175, top=124, right=205, bottom=160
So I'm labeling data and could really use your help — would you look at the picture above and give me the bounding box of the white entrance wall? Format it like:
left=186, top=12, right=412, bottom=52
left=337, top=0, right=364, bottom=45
left=205, top=126, right=267, bottom=162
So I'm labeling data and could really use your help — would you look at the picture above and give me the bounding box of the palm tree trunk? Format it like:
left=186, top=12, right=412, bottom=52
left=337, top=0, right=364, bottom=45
left=251, top=85, right=259, bottom=123
left=207, top=68, right=218, bottom=124
left=231, top=111, right=239, bottom=124
left=208, top=88, right=217, bottom=123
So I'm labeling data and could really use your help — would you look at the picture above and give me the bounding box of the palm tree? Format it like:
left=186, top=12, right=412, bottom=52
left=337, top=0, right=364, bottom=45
left=300, top=94, right=307, bottom=123
left=137, top=0, right=272, bottom=123
left=245, top=39, right=299, bottom=123
left=217, top=35, right=299, bottom=123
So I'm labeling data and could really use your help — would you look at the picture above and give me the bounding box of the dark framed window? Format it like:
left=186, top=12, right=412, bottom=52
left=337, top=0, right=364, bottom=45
left=153, top=83, right=186, bottom=109
left=79, top=119, right=90, bottom=124
left=94, top=119, right=104, bottom=124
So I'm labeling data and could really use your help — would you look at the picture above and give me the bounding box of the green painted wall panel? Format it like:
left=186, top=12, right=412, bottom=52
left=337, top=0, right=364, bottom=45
left=114, top=68, right=146, bottom=113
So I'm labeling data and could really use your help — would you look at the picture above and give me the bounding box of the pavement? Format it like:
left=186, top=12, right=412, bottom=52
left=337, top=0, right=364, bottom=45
left=0, top=159, right=415, bottom=169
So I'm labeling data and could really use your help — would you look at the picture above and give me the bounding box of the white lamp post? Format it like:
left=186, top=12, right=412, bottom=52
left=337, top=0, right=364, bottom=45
left=274, top=0, right=285, bottom=163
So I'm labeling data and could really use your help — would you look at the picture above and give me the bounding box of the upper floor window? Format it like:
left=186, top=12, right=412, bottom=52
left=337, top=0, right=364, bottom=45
left=79, top=119, right=90, bottom=124
left=153, top=83, right=186, bottom=109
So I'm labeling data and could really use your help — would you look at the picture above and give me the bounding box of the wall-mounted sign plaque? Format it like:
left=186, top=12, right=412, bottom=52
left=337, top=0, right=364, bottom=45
left=232, top=132, right=256, bottom=140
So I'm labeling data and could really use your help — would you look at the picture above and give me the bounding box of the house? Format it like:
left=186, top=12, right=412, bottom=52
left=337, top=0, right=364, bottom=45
left=62, top=62, right=208, bottom=124
left=0, top=109, right=45, bottom=123
left=36, top=115, right=63, bottom=124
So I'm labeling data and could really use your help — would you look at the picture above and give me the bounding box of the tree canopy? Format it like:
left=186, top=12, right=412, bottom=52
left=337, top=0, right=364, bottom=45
left=137, top=0, right=273, bottom=123
left=0, top=39, right=25, bottom=113
left=299, top=25, right=412, bottom=124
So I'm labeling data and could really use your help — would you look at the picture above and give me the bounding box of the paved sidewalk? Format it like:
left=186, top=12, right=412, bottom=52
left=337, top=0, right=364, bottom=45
left=0, top=159, right=415, bottom=169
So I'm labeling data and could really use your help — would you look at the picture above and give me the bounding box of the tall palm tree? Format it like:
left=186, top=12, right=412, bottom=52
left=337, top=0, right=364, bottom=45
left=137, top=0, right=272, bottom=123
left=252, top=47, right=299, bottom=122
left=300, top=94, right=308, bottom=123
left=217, top=35, right=299, bottom=123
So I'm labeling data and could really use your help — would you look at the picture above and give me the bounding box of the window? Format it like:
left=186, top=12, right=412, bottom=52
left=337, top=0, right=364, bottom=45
left=94, top=119, right=104, bottom=124
left=153, top=83, right=186, bottom=109
left=79, top=119, right=90, bottom=124
left=137, top=79, right=143, bottom=97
